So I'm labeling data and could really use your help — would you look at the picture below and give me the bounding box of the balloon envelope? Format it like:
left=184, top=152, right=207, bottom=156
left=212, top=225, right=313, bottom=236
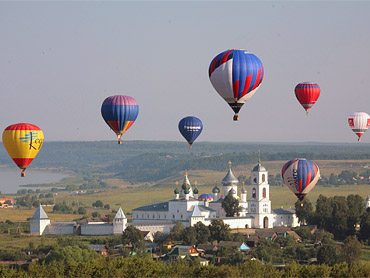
left=294, top=82, right=320, bottom=114
left=178, top=116, right=203, bottom=148
left=209, top=49, right=264, bottom=120
left=281, top=158, right=320, bottom=201
left=348, top=112, right=370, bottom=141
left=2, top=123, right=44, bottom=177
left=199, top=193, right=214, bottom=202
left=101, top=95, right=139, bottom=144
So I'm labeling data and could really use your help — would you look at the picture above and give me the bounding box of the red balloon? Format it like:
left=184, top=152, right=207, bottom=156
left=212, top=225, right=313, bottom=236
left=295, top=82, right=320, bottom=115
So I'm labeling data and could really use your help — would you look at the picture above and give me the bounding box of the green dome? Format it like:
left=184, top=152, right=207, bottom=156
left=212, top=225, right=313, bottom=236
left=212, top=186, right=220, bottom=193
left=174, top=188, right=179, bottom=194
left=193, top=188, right=199, bottom=194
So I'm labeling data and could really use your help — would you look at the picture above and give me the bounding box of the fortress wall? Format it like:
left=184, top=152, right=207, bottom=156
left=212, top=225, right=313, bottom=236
left=81, top=224, right=113, bottom=235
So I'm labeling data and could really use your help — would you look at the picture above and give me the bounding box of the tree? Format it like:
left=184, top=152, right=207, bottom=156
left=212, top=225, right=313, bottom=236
left=317, top=244, right=341, bottom=266
left=315, top=230, right=334, bottom=245
left=91, top=211, right=100, bottom=217
left=209, top=219, right=231, bottom=243
left=342, top=235, right=362, bottom=264
left=182, top=226, right=197, bottom=245
left=92, top=200, right=104, bottom=208
left=53, top=203, right=72, bottom=213
left=104, top=204, right=110, bottom=210
left=346, top=194, right=365, bottom=235
left=78, top=207, right=86, bottom=215
left=45, top=245, right=98, bottom=264
left=222, top=192, right=240, bottom=217
left=170, top=222, right=185, bottom=241
left=328, top=196, right=348, bottom=239
left=314, top=195, right=332, bottom=229
left=121, top=225, right=145, bottom=252
left=194, top=222, right=210, bottom=244
left=360, top=209, right=370, bottom=241
left=294, top=199, right=313, bottom=225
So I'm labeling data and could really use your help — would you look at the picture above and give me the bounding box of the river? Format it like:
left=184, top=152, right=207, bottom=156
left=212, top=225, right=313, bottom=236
left=0, top=168, right=68, bottom=194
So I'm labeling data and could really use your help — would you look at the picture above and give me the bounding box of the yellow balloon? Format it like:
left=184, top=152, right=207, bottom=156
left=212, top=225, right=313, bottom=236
left=2, top=123, right=44, bottom=177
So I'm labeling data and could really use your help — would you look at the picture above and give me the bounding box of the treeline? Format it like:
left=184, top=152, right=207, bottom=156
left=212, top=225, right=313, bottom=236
left=113, top=151, right=370, bottom=183
left=1, top=257, right=370, bottom=277
left=296, top=194, right=370, bottom=241
left=320, top=169, right=370, bottom=186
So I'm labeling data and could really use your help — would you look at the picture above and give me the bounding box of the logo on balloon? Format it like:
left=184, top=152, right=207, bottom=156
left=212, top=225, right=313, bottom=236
left=19, top=132, right=43, bottom=150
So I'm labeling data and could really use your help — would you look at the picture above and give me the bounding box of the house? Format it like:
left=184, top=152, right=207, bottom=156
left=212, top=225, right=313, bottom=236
left=88, top=244, right=109, bottom=256
left=254, top=230, right=278, bottom=242
left=168, top=245, right=199, bottom=258
left=287, top=230, right=302, bottom=242
left=218, top=241, right=249, bottom=252
left=141, top=231, right=154, bottom=242
left=155, top=235, right=174, bottom=250
left=0, top=197, right=13, bottom=208
left=272, top=226, right=291, bottom=237
left=245, top=235, right=259, bottom=248
left=196, top=244, right=218, bottom=255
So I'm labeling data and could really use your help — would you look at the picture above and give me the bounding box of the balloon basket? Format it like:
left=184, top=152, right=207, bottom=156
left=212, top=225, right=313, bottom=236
left=21, top=171, right=25, bottom=177
left=233, top=115, right=239, bottom=121
left=189, top=145, right=192, bottom=149
left=118, top=140, right=122, bottom=145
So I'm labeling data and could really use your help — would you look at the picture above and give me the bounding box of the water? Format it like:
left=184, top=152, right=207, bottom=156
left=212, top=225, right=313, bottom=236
left=0, top=168, right=68, bottom=194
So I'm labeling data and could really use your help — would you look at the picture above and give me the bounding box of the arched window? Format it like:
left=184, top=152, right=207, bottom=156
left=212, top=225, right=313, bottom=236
left=252, top=188, right=256, bottom=198
left=263, top=188, right=266, bottom=198
left=262, top=174, right=266, bottom=182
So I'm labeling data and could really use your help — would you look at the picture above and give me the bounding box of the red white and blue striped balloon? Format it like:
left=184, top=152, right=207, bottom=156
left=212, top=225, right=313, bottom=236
left=281, top=158, right=320, bottom=201
left=209, top=49, right=264, bottom=121
left=295, top=82, right=320, bottom=115
left=101, top=95, right=139, bottom=144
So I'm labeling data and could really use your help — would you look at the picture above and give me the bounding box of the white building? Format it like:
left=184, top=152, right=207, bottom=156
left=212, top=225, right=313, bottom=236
left=132, top=161, right=299, bottom=233
left=30, top=161, right=299, bottom=235
left=30, top=206, right=127, bottom=235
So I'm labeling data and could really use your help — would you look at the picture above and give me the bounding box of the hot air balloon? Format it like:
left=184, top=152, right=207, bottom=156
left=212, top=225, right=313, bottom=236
left=2, top=123, right=44, bottom=177
left=281, top=158, right=320, bottom=202
left=199, top=193, right=214, bottom=202
left=209, top=49, right=264, bottom=121
left=101, top=95, right=139, bottom=144
left=178, top=116, right=203, bottom=148
left=294, top=82, right=320, bottom=115
left=348, top=112, right=370, bottom=141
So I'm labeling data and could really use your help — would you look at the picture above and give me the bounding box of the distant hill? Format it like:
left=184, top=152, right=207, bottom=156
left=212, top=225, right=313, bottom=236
left=2, top=140, right=370, bottom=182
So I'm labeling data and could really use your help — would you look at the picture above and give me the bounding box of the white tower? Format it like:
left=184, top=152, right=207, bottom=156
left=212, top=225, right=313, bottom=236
left=113, top=207, right=127, bottom=234
left=366, top=195, right=370, bottom=210
left=30, top=205, right=50, bottom=235
left=190, top=204, right=205, bottom=226
left=222, top=161, right=238, bottom=199
left=248, top=159, right=272, bottom=228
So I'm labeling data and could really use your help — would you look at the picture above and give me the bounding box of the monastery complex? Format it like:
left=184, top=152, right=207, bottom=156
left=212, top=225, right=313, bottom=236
left=30, top=161, right=299, bottom=235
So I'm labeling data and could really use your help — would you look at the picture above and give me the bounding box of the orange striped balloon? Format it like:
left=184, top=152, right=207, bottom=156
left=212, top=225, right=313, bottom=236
left=2, top=123, right=44, bottom=177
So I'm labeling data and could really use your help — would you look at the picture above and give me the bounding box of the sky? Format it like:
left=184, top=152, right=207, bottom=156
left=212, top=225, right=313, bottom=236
left=1, top=1, right=370, bottom=143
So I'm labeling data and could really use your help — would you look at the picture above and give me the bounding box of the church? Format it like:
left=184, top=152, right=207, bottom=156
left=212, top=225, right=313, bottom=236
left=132, top=161, right=299, bottom=233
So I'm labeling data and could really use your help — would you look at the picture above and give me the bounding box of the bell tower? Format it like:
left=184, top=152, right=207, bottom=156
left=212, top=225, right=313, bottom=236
left=248, top=155, right=272, bottom=228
